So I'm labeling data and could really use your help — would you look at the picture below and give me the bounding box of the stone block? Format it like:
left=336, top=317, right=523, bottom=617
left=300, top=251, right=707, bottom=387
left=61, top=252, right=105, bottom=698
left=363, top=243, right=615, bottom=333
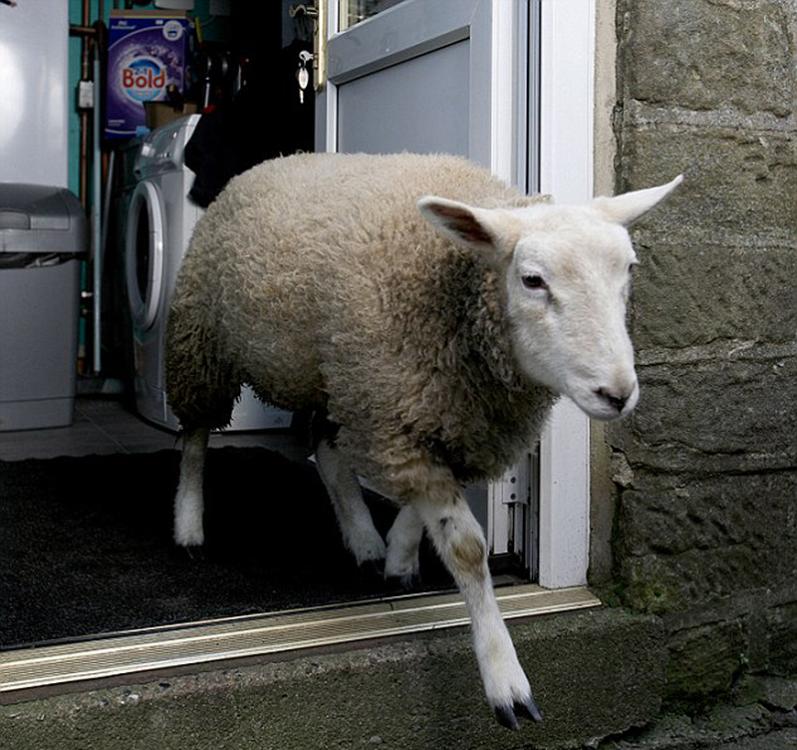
left=620, top=0, right=795, bottom=118
left=613, top=356, right=797, bottom=474
left=665, top=618, right=749, bottom=708
left=768, top=601, right=797, bottom=675
left=754, top=675, right=797, bottom=711
left=600, top=702, right=785, bottom=749
left=629, top=238, right=797, bottom=350
left=618, top=125, right=797, bottom=243
left=614, top=471, right=797, bottom=612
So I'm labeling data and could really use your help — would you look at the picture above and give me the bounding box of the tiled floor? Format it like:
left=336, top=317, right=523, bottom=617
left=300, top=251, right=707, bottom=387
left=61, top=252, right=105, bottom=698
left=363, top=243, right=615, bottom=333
left=0, top=397, right=309, bottom=463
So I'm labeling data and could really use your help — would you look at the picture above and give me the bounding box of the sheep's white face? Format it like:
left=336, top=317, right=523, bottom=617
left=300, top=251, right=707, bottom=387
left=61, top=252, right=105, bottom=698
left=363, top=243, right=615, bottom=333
left=418, top=176, right=682, bottom=421
left=503, top=208, right=639, bottom=419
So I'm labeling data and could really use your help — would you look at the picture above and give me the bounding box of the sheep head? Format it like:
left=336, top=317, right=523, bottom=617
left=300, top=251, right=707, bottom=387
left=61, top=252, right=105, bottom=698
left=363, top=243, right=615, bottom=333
left=417, top=175, right=682, bottom=421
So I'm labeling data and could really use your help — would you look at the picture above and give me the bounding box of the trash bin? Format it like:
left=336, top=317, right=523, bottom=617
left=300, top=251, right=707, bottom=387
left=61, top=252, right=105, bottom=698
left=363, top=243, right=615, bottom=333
left=0, top=184, right=87, bottom=431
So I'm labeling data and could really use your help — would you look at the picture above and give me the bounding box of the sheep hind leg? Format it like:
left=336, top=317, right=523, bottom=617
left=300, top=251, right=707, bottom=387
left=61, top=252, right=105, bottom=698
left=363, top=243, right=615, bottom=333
left=384, top=504, right=424, bottom=587
left=315, top=439, right=387, bottom=567
left=411, top=472, right=543, bottom=730
left=174, top=426, right=210, bottom=547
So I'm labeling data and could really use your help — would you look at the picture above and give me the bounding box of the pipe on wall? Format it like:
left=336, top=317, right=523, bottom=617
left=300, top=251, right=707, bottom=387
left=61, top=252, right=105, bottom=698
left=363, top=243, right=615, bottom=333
left=79, top=0, right=90, bottom=210
left=71, top=0, right=108, bottom=374
left=92, top=48, right=103, bottom=372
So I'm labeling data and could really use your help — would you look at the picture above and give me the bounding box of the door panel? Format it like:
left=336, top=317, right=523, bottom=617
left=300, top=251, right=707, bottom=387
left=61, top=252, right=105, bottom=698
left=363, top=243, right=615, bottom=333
left=337, top=41, right=470, bottom=155
left=321, top=0, right=492, bottom=166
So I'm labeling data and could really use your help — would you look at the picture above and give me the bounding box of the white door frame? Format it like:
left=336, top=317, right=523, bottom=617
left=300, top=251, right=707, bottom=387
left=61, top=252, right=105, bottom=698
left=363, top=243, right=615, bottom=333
left=537, top=0, right=595, bottom=588
left=319, top=0, right=596, bottom=589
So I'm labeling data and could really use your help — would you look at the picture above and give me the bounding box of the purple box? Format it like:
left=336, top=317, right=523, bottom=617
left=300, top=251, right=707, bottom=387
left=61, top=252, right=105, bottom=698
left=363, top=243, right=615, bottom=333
left=105, top=12, right=194, bottom=140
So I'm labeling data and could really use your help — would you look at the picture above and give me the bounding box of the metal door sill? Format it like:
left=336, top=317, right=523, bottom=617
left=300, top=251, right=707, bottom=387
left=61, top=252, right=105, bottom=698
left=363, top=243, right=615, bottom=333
left=0, top=584, right=600, bottom=696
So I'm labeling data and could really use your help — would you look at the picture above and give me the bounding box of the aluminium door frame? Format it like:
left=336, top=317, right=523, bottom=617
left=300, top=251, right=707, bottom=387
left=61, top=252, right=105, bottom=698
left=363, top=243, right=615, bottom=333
left=317, top=0, right=596, bottom=589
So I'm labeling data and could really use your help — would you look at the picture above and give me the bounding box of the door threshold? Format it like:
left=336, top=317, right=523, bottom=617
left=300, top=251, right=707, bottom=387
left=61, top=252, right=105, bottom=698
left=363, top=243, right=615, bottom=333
left=0, top=584, right=600, bottom=696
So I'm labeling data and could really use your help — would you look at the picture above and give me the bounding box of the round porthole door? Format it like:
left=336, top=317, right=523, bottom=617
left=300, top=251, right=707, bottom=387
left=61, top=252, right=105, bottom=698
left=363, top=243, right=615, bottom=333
left=125, top=180, right=165, bottom=331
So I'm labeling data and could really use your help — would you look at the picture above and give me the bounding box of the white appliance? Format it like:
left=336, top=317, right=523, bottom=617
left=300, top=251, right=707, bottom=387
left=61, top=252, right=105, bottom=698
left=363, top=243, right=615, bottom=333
left=125, top=115, right=291, bottom=431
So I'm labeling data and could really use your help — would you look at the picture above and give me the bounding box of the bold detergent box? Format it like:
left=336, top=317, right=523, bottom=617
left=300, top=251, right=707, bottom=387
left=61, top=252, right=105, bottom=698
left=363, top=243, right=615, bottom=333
left=105, top=11, right=194, bottom=139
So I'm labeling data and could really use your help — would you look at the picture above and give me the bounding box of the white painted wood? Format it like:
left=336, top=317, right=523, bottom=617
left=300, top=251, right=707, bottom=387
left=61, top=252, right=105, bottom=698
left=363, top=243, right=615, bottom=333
left=539, top=0, right=595, bottom=204
left=316, top=0, right=339, bottom=153
left=537, top=0, right=595, bottom=588
left=490, top=0, right=517, bottom=183
left=539, top=399, right=591, bottom=587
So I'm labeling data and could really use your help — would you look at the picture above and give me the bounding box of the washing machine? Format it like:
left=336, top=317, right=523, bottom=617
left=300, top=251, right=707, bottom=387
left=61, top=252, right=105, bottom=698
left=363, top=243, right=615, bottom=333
left=125, top=114, right=291, bottom=432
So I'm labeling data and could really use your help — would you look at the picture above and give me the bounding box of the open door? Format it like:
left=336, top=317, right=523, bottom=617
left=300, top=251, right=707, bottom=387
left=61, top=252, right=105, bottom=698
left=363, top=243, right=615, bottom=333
left=318, top=0, right=494, bottom=164
left=313, top=0, right=537, bottom=577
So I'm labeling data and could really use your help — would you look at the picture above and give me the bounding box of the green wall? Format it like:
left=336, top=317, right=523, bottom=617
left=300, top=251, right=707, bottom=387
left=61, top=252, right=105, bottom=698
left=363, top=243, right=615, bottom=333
left=68, top=0, right=117, bottom=196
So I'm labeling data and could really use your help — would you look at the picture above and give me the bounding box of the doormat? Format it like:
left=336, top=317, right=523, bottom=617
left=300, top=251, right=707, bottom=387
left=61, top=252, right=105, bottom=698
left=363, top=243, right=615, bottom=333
left=0, top=448, right=451, bottom=648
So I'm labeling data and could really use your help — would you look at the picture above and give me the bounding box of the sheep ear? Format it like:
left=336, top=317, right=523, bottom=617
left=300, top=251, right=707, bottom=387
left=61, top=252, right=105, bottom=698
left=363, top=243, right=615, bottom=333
left=591, top=175, right=683, bottom=226
left=417, top=196, right=506, bottom=253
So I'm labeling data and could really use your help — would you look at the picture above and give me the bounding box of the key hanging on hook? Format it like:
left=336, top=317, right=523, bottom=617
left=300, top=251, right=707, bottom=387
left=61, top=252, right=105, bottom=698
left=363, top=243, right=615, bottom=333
left=296, top=49, right=313, bottom=104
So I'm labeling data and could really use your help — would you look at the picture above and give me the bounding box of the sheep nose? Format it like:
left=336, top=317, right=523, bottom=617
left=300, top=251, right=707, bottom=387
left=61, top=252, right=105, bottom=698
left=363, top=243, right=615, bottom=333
left=595, top=387, right=629, bottom=414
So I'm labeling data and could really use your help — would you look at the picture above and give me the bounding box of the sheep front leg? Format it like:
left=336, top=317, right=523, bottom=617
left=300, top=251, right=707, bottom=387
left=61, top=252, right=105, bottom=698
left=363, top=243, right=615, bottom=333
left=315, top=439, right=387, bottom=566
left=412, top=477, right=543, bottom=730
left=174, top=426, right=209, bottom=547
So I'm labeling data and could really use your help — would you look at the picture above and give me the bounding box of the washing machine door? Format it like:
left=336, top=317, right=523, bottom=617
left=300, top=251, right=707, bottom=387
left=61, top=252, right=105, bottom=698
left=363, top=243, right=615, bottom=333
left=126, top=180, right=165, bottom=331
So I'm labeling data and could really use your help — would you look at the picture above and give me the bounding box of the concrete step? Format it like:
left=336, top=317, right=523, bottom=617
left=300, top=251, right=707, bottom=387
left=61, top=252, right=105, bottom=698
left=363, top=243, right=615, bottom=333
left=0, top=607, right=665, bottom=750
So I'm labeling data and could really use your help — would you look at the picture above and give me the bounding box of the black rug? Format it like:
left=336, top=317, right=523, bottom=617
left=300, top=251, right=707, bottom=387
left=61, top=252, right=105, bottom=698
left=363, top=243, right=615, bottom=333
left=0, top=448, right=452, bottom=648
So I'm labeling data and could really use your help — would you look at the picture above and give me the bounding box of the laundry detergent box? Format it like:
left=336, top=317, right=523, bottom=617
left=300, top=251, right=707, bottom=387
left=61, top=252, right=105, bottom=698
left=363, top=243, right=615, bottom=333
left=105, top=11, right=194, bottom=140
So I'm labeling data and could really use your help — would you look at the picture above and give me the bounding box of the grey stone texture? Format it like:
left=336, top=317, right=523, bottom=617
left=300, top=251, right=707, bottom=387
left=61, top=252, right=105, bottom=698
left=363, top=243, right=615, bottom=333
left=598, top=676, right=797, bottom=748
left=768, top=601, right=797, bottom=675
left=615, top=357, right=796, bottom=473
left=600, top=709, right=787, bottom=749
left=665, top=619, right=750, bottom=704
left=0, top=609, right=665, bottom=750
left=613, top=470, right=796, bottom=611
left=629, top=238, right=796, bottom=350
left=620, top=0, right=796, bottom=118
left=717, top=730, right=797, bottom=749
left=620, top=125, right=797, bottom=241
left=611, top=0, right=797, bottom=712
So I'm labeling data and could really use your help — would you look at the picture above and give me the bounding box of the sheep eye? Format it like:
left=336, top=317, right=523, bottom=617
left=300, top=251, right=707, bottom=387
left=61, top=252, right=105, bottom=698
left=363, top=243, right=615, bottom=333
left=522, top=274, right=547, bottom=291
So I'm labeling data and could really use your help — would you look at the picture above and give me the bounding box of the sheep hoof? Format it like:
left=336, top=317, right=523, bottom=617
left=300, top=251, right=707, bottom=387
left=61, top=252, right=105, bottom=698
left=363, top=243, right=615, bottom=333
left=385, top=571, right=421, bottom=591
left=182, top=545, right=206, bottom=562
left=494, top=705, right=520, bottom=731
left=518, top=694, right=544, bottom=723
left=493, top=695, right=543, bottom=731
left=399, top=572, right=421, bottom=590
left=361, top=559, right=385, bottom=578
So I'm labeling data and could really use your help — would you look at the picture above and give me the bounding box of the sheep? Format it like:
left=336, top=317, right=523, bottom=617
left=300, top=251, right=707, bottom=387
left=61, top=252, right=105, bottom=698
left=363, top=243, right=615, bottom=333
left=165, top=152, right=682, bottom=730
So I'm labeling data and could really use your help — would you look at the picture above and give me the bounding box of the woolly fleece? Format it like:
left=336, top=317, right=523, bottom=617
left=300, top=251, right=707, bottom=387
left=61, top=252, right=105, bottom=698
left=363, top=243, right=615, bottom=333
left=166, top=152, right=555, bottom=496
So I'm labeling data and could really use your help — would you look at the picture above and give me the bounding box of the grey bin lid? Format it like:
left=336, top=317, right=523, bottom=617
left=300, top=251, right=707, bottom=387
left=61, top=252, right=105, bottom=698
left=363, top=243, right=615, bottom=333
left=0, top=183, right=87, bottom=255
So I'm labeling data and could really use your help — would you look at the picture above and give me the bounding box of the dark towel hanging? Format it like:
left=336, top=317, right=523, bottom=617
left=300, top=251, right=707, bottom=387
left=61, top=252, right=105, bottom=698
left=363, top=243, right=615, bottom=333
left=185, top=39, right=315, bottom=208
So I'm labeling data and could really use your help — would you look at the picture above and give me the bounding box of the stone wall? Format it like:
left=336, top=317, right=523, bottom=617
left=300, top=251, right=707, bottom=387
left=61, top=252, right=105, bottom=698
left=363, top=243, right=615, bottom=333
left=608, top=0, right=797, bottom=709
